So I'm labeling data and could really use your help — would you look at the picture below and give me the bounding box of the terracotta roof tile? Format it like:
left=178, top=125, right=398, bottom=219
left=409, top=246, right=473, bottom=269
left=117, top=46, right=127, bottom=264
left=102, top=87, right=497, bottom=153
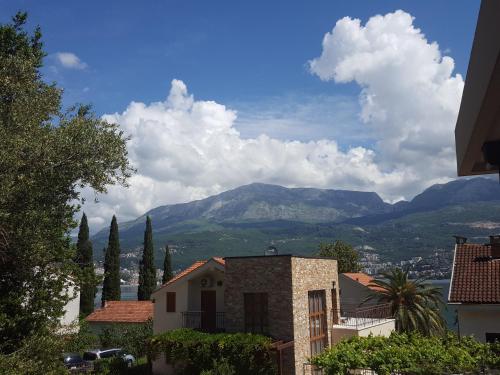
left=449, top=243, right=500, bottom=303
left=155, top=257, right=226, bottom=291
left=85, top=301, right=153, bottom=323
left=343, top=272, right=384, bottom=292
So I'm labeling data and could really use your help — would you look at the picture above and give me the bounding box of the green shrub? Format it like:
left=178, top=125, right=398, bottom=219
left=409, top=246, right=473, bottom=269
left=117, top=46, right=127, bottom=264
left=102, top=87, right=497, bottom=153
left=92, top=357, right=129, bottom=375
left=98, top=319, right=153, bottom=358
left=311, top=332, right=500, bottom=375
left=148, top=329, right=276, bottom=375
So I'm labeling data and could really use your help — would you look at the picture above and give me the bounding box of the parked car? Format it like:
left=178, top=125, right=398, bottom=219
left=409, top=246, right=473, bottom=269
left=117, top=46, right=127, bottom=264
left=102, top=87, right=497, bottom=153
left=82, top=348, right=135, bottom=367
left=62, top=353, right=91, bottom=372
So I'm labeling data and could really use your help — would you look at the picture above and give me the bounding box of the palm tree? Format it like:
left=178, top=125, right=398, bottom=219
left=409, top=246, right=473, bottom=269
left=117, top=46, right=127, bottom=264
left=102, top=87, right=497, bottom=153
left=366, top=268, right=446, bottom=335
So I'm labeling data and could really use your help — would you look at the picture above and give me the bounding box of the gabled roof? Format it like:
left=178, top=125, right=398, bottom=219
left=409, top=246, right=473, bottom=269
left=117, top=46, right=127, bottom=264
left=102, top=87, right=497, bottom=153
left=153, top=257, right=225, bottom=294
left=449, top=243, right=500, bottom=304
left=342, top=272, right=384, bottom=292
left=85, top=301, right=153, bottom=323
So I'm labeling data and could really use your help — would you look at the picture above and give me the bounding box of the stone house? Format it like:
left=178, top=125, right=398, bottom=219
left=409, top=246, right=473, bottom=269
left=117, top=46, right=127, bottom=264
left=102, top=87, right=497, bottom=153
left=152, top=254, right=394, bottom=375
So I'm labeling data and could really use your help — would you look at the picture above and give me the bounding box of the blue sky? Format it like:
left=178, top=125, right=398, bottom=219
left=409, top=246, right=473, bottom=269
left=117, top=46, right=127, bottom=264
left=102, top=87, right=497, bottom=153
left=0, top=1, right=482, bottom=229
left=1, top=1, right=478, bottom=118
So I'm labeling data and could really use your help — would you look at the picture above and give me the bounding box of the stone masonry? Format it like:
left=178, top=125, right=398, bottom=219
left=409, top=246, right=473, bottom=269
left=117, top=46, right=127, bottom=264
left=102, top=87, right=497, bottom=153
left=224, top=255, right=339, bottom=375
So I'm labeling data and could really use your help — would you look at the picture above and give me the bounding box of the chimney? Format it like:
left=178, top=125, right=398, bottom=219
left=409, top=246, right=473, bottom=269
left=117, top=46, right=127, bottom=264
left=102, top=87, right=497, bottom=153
left=453, top=235, right=467, bottom=245
left=489, top=235, right=500, bottom=258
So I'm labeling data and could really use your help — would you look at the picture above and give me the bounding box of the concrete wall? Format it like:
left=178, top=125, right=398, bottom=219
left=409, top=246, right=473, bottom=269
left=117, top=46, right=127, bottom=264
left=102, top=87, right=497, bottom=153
left=339, top=274, right=372, bottom=308
left=60, top=283, right=80, bottom=332
left=291, top=257, right=338, bottom=375
left=187, top=269, right=225, bottom=312
left=456, top=304, right=500, bottom=342
left=330, top=320, right=395, bottom=345
left=153, top=280, right=189, bottom=334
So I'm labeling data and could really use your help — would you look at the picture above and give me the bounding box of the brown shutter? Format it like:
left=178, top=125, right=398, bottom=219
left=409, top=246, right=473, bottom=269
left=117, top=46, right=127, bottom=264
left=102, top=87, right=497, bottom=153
left=166, top=292, right=176, bottom=312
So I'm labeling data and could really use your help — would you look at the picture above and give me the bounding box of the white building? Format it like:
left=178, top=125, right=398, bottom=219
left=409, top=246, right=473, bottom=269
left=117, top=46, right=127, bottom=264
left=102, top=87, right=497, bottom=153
left=448, top=236, right=500, bottom=343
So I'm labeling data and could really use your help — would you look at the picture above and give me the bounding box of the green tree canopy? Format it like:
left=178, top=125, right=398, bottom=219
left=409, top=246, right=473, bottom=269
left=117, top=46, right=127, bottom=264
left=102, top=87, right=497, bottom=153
left=366, top=268, right=446, bottom=335
left=102, top=216, right=121, bottom=306
left=138, top=216, right=155, bottom=300
left=75, top=213, right=97, bottom=317
left=162, top=245, right=173, bottom=284
left=0, top=13, right=132, bottom=352
left=318, top=240, right=361, bottom=273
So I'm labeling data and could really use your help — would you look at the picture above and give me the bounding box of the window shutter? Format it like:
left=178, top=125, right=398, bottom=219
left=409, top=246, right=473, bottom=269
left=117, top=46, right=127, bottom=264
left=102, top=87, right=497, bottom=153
left=166, top=292, right=176, bottom=312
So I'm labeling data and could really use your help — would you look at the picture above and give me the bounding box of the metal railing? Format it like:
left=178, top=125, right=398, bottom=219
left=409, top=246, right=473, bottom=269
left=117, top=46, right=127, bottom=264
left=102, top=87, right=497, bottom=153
left=332, top=303, right=392, bottom=329
left=181, top=311, right=225, bottom=332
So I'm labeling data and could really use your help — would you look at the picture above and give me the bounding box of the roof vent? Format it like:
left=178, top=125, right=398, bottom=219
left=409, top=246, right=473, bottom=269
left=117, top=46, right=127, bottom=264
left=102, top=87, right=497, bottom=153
left=453, top=236, right=467, bottom=245
left=265, top=245, right=278, bottom=256
left=489, top=235, right=500, bottom=258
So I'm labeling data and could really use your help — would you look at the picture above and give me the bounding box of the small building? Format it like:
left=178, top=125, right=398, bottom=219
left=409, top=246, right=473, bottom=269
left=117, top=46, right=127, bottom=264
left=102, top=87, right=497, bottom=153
left=152, top=257, right=225, bottom=334
left=339, top=272, right=383, bottom=309
left=85, top=301, right=153, bottom=333
left=448, top=236, right=500, bottom=343
left=152, top=254, right=395, bottom=375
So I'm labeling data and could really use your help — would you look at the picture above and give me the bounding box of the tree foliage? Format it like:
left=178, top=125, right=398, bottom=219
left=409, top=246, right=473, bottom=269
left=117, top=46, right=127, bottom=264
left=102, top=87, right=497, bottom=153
left=318, top=240, right=361, bottom=273
left=311, top=332, right=500, bottom=375
left=0, top=12, right=132, bottom=353
left=102, top=215, right=121, bottom=306
left=162, top=245, right=173, bottom=284
left=75, top=213, right=97, bottom=316
left=148, top=329, right=276, bottom=375
left=366, top=268, right=446, bottom=335
left=138, top=216, right=155, bottom=300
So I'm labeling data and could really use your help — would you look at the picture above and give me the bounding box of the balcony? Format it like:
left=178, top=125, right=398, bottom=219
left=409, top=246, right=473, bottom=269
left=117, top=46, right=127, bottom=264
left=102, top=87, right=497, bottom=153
left=181, top=311, right=225, bottom=332
left=332, top=303, right=393, bottom=329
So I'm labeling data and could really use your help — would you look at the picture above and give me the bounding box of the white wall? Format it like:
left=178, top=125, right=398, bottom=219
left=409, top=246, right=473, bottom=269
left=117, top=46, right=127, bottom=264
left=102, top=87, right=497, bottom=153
left=331, top=320, right=395, bottom=345
left=187, top=269, right=225, bottom=312
left=153, top=280, right=188, bottom=334
left=456, top=304, right=500, bottom=342
left=339, top=274, right=373, bottom=308
left=59, top=283, right=80, bottom=332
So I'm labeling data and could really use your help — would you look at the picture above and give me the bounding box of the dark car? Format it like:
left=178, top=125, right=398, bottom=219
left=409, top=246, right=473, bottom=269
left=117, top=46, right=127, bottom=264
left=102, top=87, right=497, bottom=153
left=62, top=353, right=89, bottom=371
left=83, top=348, right=135, bottom=367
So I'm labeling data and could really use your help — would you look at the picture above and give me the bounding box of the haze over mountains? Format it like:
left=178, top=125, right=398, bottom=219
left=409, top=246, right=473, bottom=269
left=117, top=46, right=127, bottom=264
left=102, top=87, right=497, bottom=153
left=92, top=177, right=500, bottom=268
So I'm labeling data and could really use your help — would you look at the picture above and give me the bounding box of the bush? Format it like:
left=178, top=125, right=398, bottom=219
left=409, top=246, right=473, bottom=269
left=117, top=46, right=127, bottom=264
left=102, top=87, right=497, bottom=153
left=310, top=332, right=500, bottom=375
left=98, top=319, right=153, bottom=358
left=147, top=329, right=276, bottom=375
left=93, top=357, right=129, bottom=375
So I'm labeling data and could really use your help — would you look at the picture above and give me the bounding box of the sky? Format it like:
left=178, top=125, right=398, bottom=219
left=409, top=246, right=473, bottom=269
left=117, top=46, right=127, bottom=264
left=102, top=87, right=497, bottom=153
left=1, top=0, right=481, bottom=232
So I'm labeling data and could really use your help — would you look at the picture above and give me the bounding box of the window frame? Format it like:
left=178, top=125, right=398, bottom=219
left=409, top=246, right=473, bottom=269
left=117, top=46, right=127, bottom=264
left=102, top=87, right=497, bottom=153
left=308, top=289, right=328, bottom=356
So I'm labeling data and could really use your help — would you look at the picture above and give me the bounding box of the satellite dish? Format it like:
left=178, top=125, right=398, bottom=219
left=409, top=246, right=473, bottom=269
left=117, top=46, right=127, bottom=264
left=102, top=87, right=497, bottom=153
left=265, top=245, right=278, bottom=256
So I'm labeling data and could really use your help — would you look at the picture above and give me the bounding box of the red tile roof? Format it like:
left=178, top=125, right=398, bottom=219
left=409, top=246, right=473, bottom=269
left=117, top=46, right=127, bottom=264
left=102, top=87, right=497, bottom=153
left=343, top=272, right=384, bottom=292
left=449, top=243, right=500, bottom=303
left=157, top=257, right=225, bottom=289
left=86, top=301, right=153, bottom=323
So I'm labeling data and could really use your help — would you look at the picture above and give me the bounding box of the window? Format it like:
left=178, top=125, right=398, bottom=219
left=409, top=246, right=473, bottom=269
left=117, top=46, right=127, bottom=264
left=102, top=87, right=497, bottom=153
left=166, top=292, right=176, bottom=312
left=308, top=290, right=328, bottom=356
left=244, top=293, right=268, bottom=334
left=486, top=332, right=500, bottom=343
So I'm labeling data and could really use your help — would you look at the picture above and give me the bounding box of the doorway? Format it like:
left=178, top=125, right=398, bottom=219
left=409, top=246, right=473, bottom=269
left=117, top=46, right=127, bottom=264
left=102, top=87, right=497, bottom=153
left=201, top=290, right=217, bottom=332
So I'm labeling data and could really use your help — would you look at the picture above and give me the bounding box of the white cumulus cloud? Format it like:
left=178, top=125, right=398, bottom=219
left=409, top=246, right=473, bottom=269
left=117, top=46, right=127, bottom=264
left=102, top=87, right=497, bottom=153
left=54, top=52, right=88, bottom=69
left=81, top=10, right=464, bottom=232
left=309, top=10, right=463, bottom=187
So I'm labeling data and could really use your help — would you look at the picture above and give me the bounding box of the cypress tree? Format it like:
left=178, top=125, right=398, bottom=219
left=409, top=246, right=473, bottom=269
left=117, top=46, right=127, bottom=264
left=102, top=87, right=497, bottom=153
left=75, top=213, right=97, bottom=316
left=102, top=215, right=121, bottom=307
left=138, top=216, right=155, bottom=300
left=162, top=245, right=173, bottom=284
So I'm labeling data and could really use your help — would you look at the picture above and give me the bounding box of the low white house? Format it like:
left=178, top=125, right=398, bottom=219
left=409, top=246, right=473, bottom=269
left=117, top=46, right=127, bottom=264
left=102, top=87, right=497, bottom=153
left=448, top=236, right=500, bottom=343
left=152, top=257, right=225, bottom=334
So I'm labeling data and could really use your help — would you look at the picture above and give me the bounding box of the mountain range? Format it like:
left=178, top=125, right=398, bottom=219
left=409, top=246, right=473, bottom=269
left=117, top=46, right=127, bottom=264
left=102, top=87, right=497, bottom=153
left=91, top=177, right=500, bottom=269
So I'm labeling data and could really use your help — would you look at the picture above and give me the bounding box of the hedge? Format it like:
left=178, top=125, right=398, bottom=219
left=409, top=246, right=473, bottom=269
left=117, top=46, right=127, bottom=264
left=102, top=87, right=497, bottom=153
left=310, top=332, right=500, bottom=375
left=147, top=329, right=276, bottom=375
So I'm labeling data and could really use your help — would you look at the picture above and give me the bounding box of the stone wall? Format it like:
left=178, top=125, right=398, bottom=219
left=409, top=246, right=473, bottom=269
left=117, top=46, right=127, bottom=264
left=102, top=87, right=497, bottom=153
left=225, top=255, right=339, bottom=375
left=224, top=256, right=295, bottom=374
left=291, top=257, right=339, bottom=375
